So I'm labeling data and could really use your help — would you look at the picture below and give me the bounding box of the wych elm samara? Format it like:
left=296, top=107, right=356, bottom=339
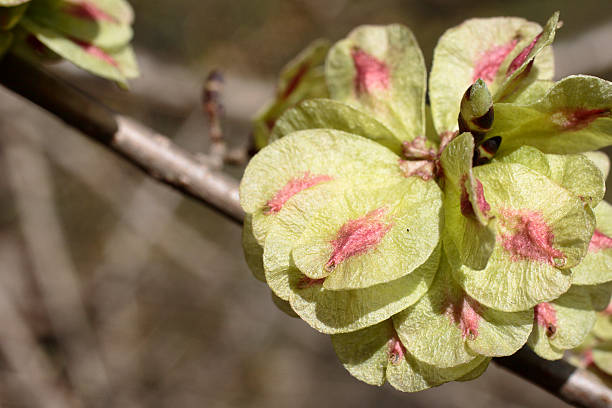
left=0, top=0, right=138, bottom=85
left=242, top=12, right=612, bottom=391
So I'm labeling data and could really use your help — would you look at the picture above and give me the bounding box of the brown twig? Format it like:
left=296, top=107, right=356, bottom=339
left=202, top=69, right=248, bottom=167
left=0, top=54, right=243, bottom=223
left=1, top=53, right=611, bottom=408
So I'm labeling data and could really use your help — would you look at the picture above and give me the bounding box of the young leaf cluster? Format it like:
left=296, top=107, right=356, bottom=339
left=240, top=13, right=612, bottom=391
left=0, top=0, right=138, bottom=85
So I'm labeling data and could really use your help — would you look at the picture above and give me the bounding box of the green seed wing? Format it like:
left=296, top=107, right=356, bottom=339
left=242, top=129, right=404, bottom=247
left=528, top=330, right=564, bottom=361
left=582, top=282, right=612, bottom=311
left=466, top=301, right=532, bottom=357
left=550, top=287, right=597, bottom=350
left=331, top=320, right=391, bottom=386
left=252, top=39, right=330, bottom=149
left=544, top=153, right=605, bottom=208
left=394, top=253, right=531, bottom=367
left=583, top=151, right=610, bottom=180
left=501, top=80, right=554, bottom=105
left=331, top=320, right=490, bottom=392
left=573, top=201, right=612, bottom=285
left=291, top=179, right=442, bottom=289
left=441, top=132, right=495, bottom=270
left=270, top=291, right=298, bottom=318
left=0, top=2, right=28, bottom=30
left=262, top=185, right=342, bottom=301
left=593, top=313, right=612, bottom=341
left=453, top=162, right=594, bottom=312
left=393, top=261, right=478, bottom=368
left=386, top=351, right=489, bottom=393
left=593, top=341, right=612, bottom=375
left=288, top=245, right=439, bottom=334
left=242, top=214, right=265, bottom=283
left=240, top=129, right=401, bottom=215
left=270, top=98, right=403, bottom=154
left=457, top=358, right=491, bottom=381
left=490, top=76, right=612, bottom=155
left=429, top=16, right=552, bottom=135
left=0, top=0, right=30, bottom=5
left=496, top=146, right=605, bottom=208
left=494, top=146, right=551, bottom=176
left=261, top=180, right=439, bottom=333
left=26, top=0, right=132, bottom=49
left=20, top=16, right=136, bottom=85
left=325, top=24, right=426, bottom=141
left=528, top=286, right=597, bottom=361
left=88, top=0, right=134, bottom=25
left=492, top=12, right=559, bottom=101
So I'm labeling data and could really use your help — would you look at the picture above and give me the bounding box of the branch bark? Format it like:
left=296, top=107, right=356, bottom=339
left=0, top=54, right=243, bottom=224
left=1, top=54, right=611, bottom=408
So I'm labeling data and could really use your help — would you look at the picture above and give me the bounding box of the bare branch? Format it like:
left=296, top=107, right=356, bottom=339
left=0, top=54, right=244, bottom=224
left=2, top=54, right=612, bottom=408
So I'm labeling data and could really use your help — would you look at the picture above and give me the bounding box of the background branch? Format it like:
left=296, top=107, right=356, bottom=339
left=1, top=54, right=611, bottom=408
left=0, top=54, right=243, bottom=224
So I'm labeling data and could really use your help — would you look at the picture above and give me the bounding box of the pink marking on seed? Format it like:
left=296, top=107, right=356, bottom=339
left=351, top=48, right=390, bottom=94
left=297, top=276, right=325, bottom=289
left=474, top=179, right=491, bottom=216
left=460, top=175, right=474, bottom=218
left=281, top=63, right=309, bottom=100
left=552, top=108, right=611, bottom=131
left=589, top=229, right=612, bottom=253
left=499, top=208, right=565, bottom=265
left=460, top=176, right=491, bottom=219
left=71, top=38, right=118, bottom=67
left=326, top=207, right=392, bottom=270
left=472, top=39, right=518, bottom=83
left=445, top=295, right=481, bottom=340
left=507, top=33, right=541, bottom=76
left=388, top=334, right=406, bottom=365
left=603, top=301, right=612, bottom=315
left=583, top=350, right=594, bottom=367
left=265, top=119, right=276, bottom=130
left=265, top=172, right=333, bottom=214
left=63, top=1, right=118, bottom=23
left=534, top=302, right=557, bottom=337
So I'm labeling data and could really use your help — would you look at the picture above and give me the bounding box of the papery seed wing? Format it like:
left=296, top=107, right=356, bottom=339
left=252, top=39, right=330, bottom=149
left=573, top=201, right=612, bottom=285
left=429, top=16, right=553, bottom=135
left=20, top=16, right=135, bottom=85
left=26, top=0, right=132, bottom=49
left=441, top=132, right=496, bottom=270
left=453, top=162, right=594, bottom=311
left=325, top=24, right=426, bottom=141
left=291, top=179, right=442, bottom=289
left=490, top=76, right=612, bottom=155
left=270, top=98, right=402, bottom=154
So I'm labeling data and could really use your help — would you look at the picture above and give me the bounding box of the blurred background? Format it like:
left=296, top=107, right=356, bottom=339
left=1, top=0, right=611, bottom=407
